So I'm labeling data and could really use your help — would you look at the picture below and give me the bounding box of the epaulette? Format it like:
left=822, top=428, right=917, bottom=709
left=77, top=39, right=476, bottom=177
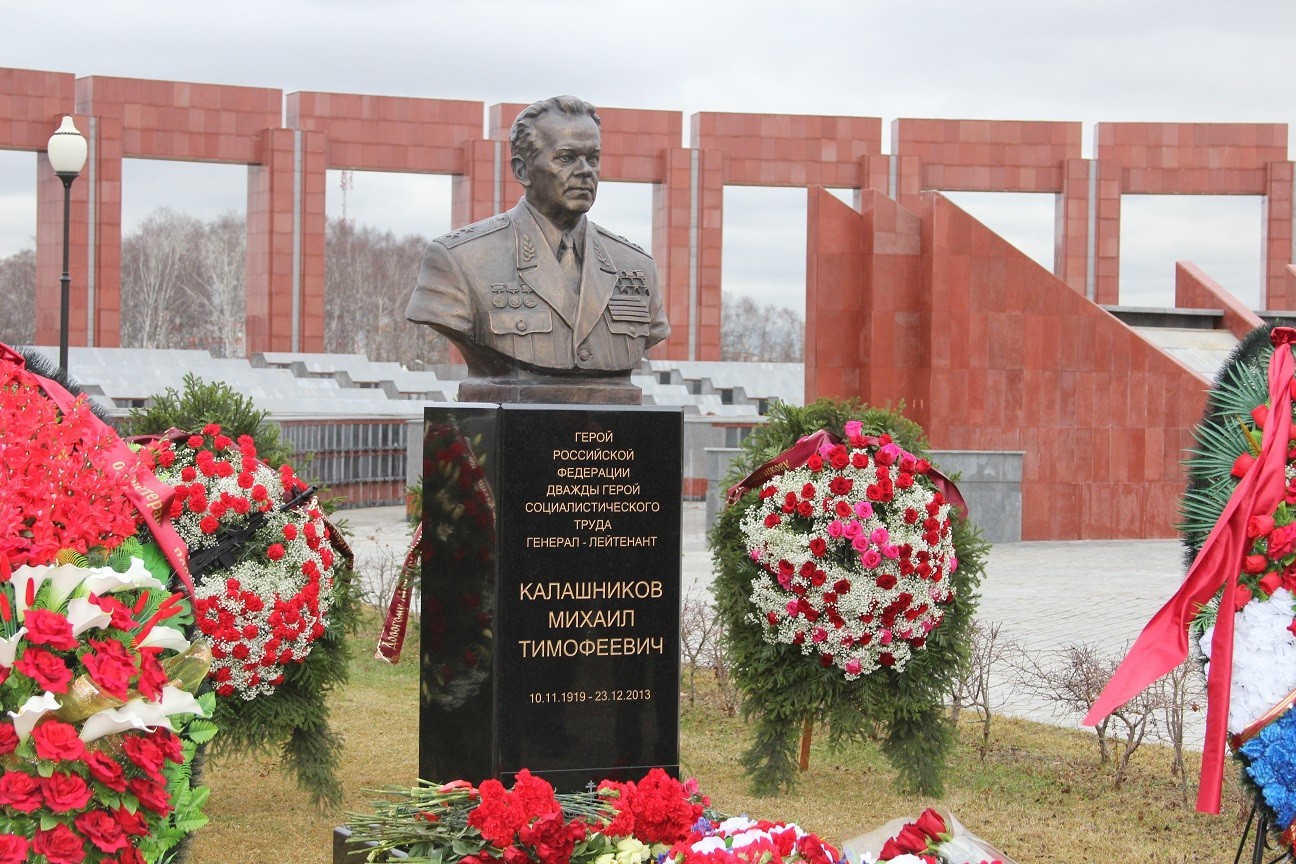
left=436, top=214, right=509, bottom=249
left=594, top=223, right=649, bottom=257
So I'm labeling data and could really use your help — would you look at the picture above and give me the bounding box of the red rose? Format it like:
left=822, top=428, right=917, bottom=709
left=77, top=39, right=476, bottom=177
left=1260, top=572, right=1283, bottom=596
left=114, top=805, right=151, bottom=837
left=0, top=834, right=28, bottom=864
left=879, top=652, right=896, bottom=667
left=829, top=476, right=853, bottom=496
left=32, top=823, right=85, bottom=864
left=1249, top=514, right=1277, bottom=538
left=41, top=770, right=93, bottom=812
left=84, top=750, right=127, bottom=792
left=75, top=809, right=130, bottom=854
left=809, top=537, right=828, bottom=558
left=123, top=735, right=167, bottom=780
left=894, top=823, right=929, bottom=854
left=151, top=728, right=185, bottom=764
left=0, top=724, right=16, bottom=756
left=1233, top=452, right=1256, bottom=478
left=84, top=639, right=137, bottom=701
left=763, top=513, right=781, bottom=528
left=22, top=608, right=78, bottom=650
left=876, top=573, right=897, bottom=590
left=806, top=454, right=823, bottom=471
left=1270, top=525, right=1296, bottom=559
left=0, top=771, right=41, bottom=812
left=32, top=719, right=87, bottom=762
left=913, top=808, right=947, bottom=840
left=14, top=646, right=72, bottom=692
left=879, top=838, right=905, bottom=860
left=135, top=649, right=168, bottom=702
left=1243, top=555, right=1269, bottom=575
left=127, top=776, right=171, bottom=815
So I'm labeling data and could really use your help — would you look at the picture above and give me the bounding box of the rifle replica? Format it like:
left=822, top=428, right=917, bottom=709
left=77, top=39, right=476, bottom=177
left=186, top=484, right=318, bottom=579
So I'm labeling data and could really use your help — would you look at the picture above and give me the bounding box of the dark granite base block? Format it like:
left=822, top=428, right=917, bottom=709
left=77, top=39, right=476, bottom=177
left=457, top=379, right=642, bottom=404
left=419, top=403, right=682, bottom=792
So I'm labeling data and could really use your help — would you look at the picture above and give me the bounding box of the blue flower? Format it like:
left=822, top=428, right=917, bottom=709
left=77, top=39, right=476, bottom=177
left=1240, top=707, right=1296, bottom=827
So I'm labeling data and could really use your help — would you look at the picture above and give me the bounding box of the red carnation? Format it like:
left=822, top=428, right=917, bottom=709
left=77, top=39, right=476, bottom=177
left=32, top=822, right=85, bottom=864
left=199, top=515, right=221, bottom=535
left=32, top=719, right=86, bottom=762
left=187, top=435, right=204, bottom=448
left=624, top=767, right=702, bottom=845
left=468, top=778, right=528, bottom=847
left=14, top=645, right=72, bottom=692
left=267, top=543, right=286, bottom=562
left=40, top=770, right=93, bottom=812
left=23, top=608, right=78, bottom=650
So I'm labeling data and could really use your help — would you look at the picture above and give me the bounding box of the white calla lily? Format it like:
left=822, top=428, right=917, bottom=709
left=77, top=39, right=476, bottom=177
left=66, top=597, right=112, bottom=637
left=78, top=684, right=205, bottom=744
left=0, top=628, right=28, bottom=668
left=9, top=691, right=61, bottom=740
left=11, top=562, right=91, bottom=620
left=82, top=557, right=165, bottom=596
left=135, top=625, right=190, bottom=653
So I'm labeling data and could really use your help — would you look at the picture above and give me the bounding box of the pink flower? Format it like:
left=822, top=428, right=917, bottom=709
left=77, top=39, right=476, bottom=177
left=843, top=420, right=863, bottom=438
left=851, top=535, right=870, bottom=552
left=861, top=549, right=883, bottom=568
left=845, top=659, right=862, bottom=675
left=843, top=520, right=863, bottom=539
left=870, top=527, right=890, bottom=545
left=879, top=629, right=893, bottom=646
left=827, top=521, right=845, bottom=538
left=854, top=501, right=874, bottom=519
left=811, top=628, right=827, bottom=644
left=785, top=601, right=799, bottom=617
left=882, top=543, right=900, bottom=560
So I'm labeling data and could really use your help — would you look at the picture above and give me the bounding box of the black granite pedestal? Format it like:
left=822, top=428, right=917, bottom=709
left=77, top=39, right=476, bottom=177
left=417, top=403, right=682, bottom=792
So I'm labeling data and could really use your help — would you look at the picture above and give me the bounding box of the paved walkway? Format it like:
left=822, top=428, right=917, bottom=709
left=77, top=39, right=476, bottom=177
left=341, top=501, right=1203, bottom=747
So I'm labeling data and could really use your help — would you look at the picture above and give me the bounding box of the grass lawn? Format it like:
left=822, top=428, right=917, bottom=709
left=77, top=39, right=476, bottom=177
left=187, top=615, right=1248, bottom=864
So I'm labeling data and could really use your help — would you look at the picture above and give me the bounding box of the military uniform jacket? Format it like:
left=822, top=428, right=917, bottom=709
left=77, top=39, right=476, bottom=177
left=406, top=201, right=670, bottom=375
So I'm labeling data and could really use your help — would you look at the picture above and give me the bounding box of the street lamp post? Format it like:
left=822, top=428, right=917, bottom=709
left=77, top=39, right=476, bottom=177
left=47, top=116, right=88, bottom=375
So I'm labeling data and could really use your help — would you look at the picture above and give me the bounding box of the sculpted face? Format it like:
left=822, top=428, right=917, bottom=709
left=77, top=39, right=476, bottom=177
left=515, top=111, right=601, bottom=229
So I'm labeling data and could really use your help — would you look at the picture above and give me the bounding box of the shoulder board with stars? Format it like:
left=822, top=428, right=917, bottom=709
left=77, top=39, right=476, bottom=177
left=437, top=214, right=510, bottom=249
left=593, top=223, right=649, bottom=257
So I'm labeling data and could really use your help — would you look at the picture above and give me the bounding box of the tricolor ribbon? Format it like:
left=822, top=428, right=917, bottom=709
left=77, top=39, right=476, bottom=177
left=0, top=343, right=193, bottom=595
left=1083, top=325, right=1296, bottom=814
left=725, top=428, right=968, bottom=519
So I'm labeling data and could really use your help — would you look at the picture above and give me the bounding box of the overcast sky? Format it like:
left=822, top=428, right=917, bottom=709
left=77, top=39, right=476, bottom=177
left=1, top=0, right=1292, bottom=312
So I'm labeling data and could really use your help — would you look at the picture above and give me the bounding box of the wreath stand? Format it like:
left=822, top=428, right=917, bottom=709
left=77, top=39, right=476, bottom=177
left=1235, top=797, right=1294, bottom=864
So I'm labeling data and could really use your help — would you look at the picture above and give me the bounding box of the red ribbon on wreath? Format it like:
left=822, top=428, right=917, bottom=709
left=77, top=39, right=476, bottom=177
left=0, top=343, right=194, bottom=594
left=1084, top=326, right=1296, bottom=814
left=726, top=428, right=968, bottom=519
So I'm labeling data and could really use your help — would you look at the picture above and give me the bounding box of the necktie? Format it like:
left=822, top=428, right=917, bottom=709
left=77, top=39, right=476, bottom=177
left=558, top=232, right=581, bottom=294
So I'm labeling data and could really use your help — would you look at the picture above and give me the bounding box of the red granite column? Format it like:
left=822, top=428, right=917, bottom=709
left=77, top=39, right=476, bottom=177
left=694, top=149, right=724, bottom=361
left=299, top=130, right=327, bottom=352
left=453, top=139, right=507, bottom=228
left=1054, top=158, right=1092, bottom=297
left=246, top=129, right=296, bottom=353
left=1092, top=159, right=1122, bottom=305
left=1264, top=161, right=1294, bottom=310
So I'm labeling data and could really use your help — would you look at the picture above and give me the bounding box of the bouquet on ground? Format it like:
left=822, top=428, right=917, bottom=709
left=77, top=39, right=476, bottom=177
left=738, top=421, right=958, bottom=679
left=347, top=768, right=842, bottom=864
left=848, top=808, right=1012, bottom=864
left=0, top=346, right=214, bottom=863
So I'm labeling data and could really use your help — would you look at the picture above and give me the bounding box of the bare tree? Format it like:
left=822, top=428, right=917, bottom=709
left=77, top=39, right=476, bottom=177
left=121, top=208, right=206, bottom=349
left=721, top=294, right=804, bottom=362
left=324, top=218, right=449, bottom=367
left=1017, top=642, right=1164, bottom=787
left=190, top=210, right=246, bottom=358
left=680, top=586, right=725, bottom=706
left=0, top=246, right=35, bottom=346
left=949, top=620, right=1020, bottom=759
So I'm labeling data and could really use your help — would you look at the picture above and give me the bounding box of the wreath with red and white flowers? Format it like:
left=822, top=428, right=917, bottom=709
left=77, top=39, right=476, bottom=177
left=149, top=427, right=338, bottom=700
left=739, top=422, right=957, bottom=679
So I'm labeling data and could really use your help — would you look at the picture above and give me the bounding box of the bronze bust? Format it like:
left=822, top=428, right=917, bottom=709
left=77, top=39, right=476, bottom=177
left=406, top=96, right=670, bottom=404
